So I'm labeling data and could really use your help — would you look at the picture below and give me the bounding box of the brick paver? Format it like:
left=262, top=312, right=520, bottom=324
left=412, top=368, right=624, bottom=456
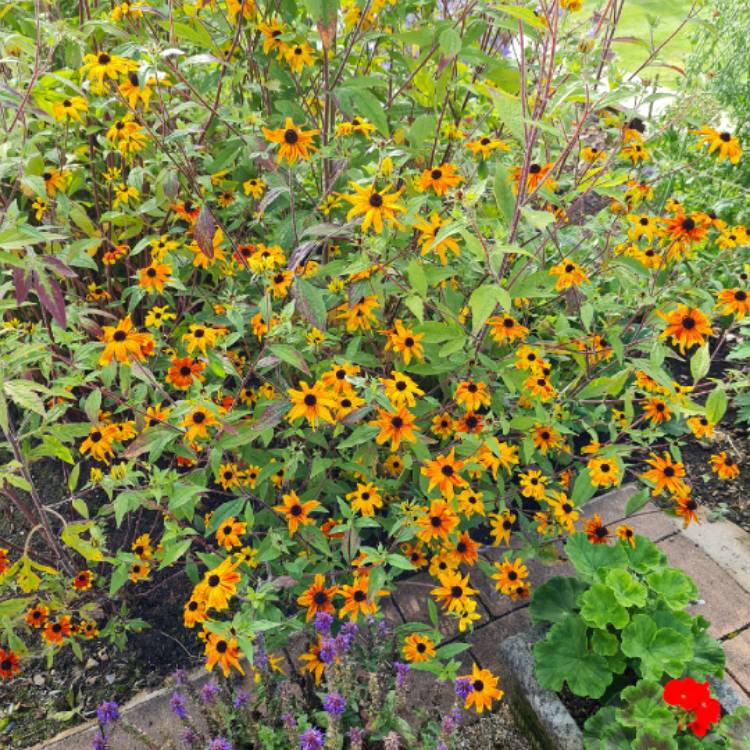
left=658, top=534, right=750, bottom=640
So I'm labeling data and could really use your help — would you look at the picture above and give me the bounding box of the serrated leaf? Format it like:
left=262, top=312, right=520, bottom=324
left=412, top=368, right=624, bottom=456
left=646, top=568, right=697, bottom=611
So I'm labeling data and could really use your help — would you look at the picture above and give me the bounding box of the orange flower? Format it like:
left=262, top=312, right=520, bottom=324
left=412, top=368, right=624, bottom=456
left=287, top=381, right=336, bottom=428
left=204, top=632, right=245, bottom=677
left=166, top=357, right=205, bottom=390
left=0, top=648, right=20, bottom=680
left=43, top=615, right=72, bottom=645
left=421, top=449, right=467, bottom=500
left=99, top=315, right=154, bottom=366
left=262, top=117, right=319, bottom=164
left=641, top=451, right=688, bottom=496
left=138, top=261, right=172, bottom=292
left=215, top=517, right=246, bottom=550
left=72, top=570, right=93, bottom=591
left=273, top=491, right=320, bottom=536
left=297, top=574, right=338, bottom=621
left=584, top=513, right=610, bottom=544
left=25, top=604, right=49, bottom=629
left=459, top=663, right=503, bottom=713
left=338, top=574, right=382, bottom=621
left=182, top=405, right=218, bottom=441
left=416, top=499, right=459, bottom=543
left=658, top=305, right=713, bottom=353
left=193, top=557, right=241, bottom=611
left=416, top=163, right=463, bottom=196
left=370, top=405, right=419, bottom=451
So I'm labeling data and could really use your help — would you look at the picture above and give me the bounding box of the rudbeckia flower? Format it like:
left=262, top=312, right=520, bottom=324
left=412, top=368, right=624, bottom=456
left=402, top=634, right=436, bottom=663
left=421, top=450, right=467, bottom=500
left=262, top=117, right=319, bottom=164
left=459, top=664, right=504, bottom=713
left=341, top=182, right=406, bottom=234
left=370, top=405, right=419, bottom=450
left=204, top=632, right=245, bottom=677
left=52, top=96, right=88, bottom=122
left=587, top=457, right=620, bottom=487
left=297, top=574, right=338, bottom=621
left=694, top=126, right=742, bottom=164
left=549, top=258, right=589, bottom=291
left=709, top=451, right=740, bottom=480
left=346, top=482, right=383, bottom=517
left=492, top=557, right=528, bottom=595
left=193, top=557, right=241, bottom=611
left=658, top=304, right=713, bottom=353
left=287, top=381, right=336, bottom=428
left=273, top=491, right=320, bottom=536
left=0, top=649, right=21, bottom=680
left=382, top=320, right=424, bottom=363
left=430, top=570, right=477, bottom=614
left=584, top=512, right=610, bottom=544
left=416, top=162, right=463, bottom=195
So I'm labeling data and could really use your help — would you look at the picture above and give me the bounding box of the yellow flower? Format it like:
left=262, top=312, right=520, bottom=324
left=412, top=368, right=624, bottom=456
left=262, top=117, right=319, bottom=164
left=341, top=182, right=405, bottom=234
left=284, top=41, right=315, bottom=73
left=52, top=96, right=88, bottom=123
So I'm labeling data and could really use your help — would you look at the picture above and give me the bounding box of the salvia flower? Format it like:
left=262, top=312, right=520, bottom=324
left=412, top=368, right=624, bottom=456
left=319, top=637, right=337, bottom=664
left=91, top=731, right=109, bottom=750
left=200, top=680, right=220, bottom=703
left=171, top=668, right=189, bottom=686
left=233, top=690, right=251, bottom=709
left=454, top=677, right=473, bottom=700
left=313, top=611, right=333, bottom=635
left=394, top=660, right=410, bottom=688
left=299, top=727, right=325, bottom=750
left=208, top=737, right=231, bottom=750
left=347, top=728, right=364, bottom=750
left=96, top=701, right=119, bottom=726
left=180, top=727, right=200, bottom=747
left=170, top=692, right=188, bottom=719
left=323, top=692, right=346, bottom=716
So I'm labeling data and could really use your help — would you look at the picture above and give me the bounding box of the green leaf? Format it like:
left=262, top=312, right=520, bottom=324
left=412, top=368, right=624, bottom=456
left=583, top=707, right=632, bottom=750
left=438, top=28, right=462, bottom=57
left=293, top=279, right=327, bottom=329
left=268, top=344, right=311, bottom=375
left=624, top=489, right=649, bottom=515
left=469, top=283, right=510, bottom=334
left=579, top=582, right=630, bottom=629
left=646, top=568, right=697, bottom=611
left=564, top=533, right=628, bottom=580
left=718, top=706, right=750, bottom=749
left=493, top=166, right=515, bottom=224
left=591, top=629, right=619, bottom=656
left=406, top=115, right=436, bottom=146
left=632, top=730, right=678, bottom=750
left=616, top=680, right=677, bottom=734
left=159, top=538, right=193, bottom=569
left=0, top=596, right=33, bottom=618
left=620, top=614, right=693, bottom=681
left=529, top=576, right=587, bottom=625
left=690, top=344, right=710, bottom=383
left=605, top=568, right=648, bottom=608
left=407, top=258, right=427, bottom=298
left=533, top=616, right=613, bottom=698
left=83, top=389, right=102, bottom=423
left=626, top=537, right=665, bottom=574
left=706, top=386, right=727, bottom=424
left=338, top=87, right=388, bottom=137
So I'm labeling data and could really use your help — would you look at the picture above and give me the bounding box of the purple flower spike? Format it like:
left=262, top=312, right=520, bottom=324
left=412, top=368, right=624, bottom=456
left=299, top=727, right=325, bottom=750
left=314, top=611, right=333, bottom=635
left=323, top=692, right=346, bottom=717
left=454, top=677, right=473, bottom=700
left=170, top=692, right=188, bottom=720
left=96, top=701, right=119, bottom=726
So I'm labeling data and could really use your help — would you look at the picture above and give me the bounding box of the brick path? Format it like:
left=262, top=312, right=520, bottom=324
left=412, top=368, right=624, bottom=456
left=386, top=484, right=750, bottom=709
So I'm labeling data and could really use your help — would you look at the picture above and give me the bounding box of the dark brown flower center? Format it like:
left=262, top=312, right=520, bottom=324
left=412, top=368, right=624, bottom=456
left=284, top=128, right=299, bottom=144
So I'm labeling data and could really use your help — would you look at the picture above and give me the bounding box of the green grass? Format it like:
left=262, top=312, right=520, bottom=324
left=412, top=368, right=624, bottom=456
left=613, top=0, right=699, bottom=82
